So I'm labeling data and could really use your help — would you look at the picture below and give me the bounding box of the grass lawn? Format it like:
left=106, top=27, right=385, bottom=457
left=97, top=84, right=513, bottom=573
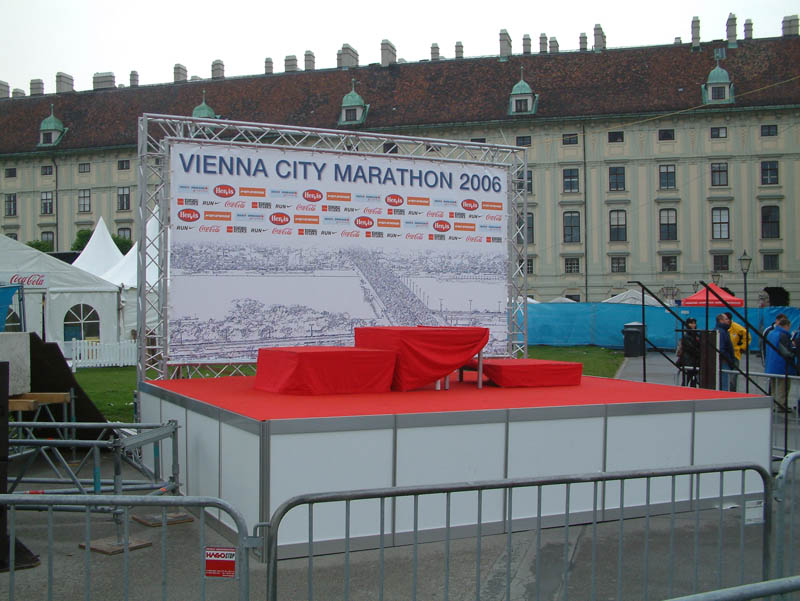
left=74, top=346, right=624, bottom=422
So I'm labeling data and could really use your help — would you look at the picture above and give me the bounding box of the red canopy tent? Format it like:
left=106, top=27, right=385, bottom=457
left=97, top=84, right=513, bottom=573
left=681, top=283, right=744, bottom=307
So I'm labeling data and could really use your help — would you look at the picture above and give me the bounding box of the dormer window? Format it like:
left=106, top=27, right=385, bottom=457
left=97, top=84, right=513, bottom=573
left=702, top=62, right=734, bottom=105
left=38, top=104, right=66, bottom=147
left=711, top=86, right=726, bottom=100
left=515, top=98, right=529, bottom=113
left=339, top=79, right=369, bottom=126
left=508, top=67, right=538, bottom=116
left=42, top=132, right=53, bottom=144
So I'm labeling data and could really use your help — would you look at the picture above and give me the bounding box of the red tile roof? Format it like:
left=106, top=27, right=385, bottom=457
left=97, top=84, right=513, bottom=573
left=1, top=37, right=799, bottom=155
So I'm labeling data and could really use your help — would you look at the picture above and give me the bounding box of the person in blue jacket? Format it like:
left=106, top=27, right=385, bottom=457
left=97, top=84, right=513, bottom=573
left=715, top=313, right=735, bottom=391
left=765, top=317, right=797, bottom=410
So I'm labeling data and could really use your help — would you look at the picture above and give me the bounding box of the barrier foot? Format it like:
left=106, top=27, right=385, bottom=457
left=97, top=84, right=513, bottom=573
left=132, top=512, right=194, bottom=527
left=79, top=536, right=152, bottom=555
left=0, top=536, right=41, bottom=572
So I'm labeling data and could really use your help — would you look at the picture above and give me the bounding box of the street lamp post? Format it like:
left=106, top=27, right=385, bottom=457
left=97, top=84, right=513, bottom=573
left=739, top=250, right=752, bottom=392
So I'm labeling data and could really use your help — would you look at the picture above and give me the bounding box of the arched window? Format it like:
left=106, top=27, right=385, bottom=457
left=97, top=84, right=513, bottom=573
left=63, top=304, right=100, bottom=341
left=4, top=307, right=21, bottom=332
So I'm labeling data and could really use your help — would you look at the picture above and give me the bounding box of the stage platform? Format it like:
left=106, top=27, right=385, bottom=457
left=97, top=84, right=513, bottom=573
left=139, top=372, right=771, bottom=557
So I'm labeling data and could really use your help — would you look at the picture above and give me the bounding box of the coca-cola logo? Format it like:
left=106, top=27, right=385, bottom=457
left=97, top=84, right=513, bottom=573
left=272, top=227, right=292, bottom=235
left=427, top=210, right=444, bottom=218
left=385, top=194, right=404, bottom=207
left=214, top=185, right=235, bottom=198
left=10, top=273, right=45, bottom=286
left=466, top=235, right=483, bottom=242
left=461, top=199, right=479, bottom=211
left=199, top=225, right=221, bottom=232
left=363, top=207, right=382, bottom=215
left=295, top=203, right=317, bottom=212
left=224, top=200, right=245, bottom=208
left=303, top=189, right=323, bottom=202
left=433, top=220, right=451, bottom=232
left=405, top=233, right=423, bottom=240
left=355, top=216, right=374, bottom=229
left=269, top=212, right=290, bottom=225
left=178, top=208, right=200, bottom=222
left=341, top=230, right=360, bottom=237
left=486, top=214, right=502, bottom=222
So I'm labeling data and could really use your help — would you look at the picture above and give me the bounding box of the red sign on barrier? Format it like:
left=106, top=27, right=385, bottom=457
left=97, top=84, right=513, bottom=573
left=205, top=546, right=236, bottom=578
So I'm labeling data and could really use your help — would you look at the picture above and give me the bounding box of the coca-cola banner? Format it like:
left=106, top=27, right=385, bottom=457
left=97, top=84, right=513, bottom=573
left=168, top=141, right=509, bottom=364
left=9, top=273, right=46, bottom=288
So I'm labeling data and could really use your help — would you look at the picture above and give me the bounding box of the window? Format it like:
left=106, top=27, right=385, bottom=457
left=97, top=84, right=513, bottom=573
left=117, top=187, right=131, bottom=211
left=470, top=138, right=486, bottom=143
left=41, top=132, right=53, bottom=144
left=515, top=169, right=533, bottom=194
left=78, top=163, right=90, bottom=174
left=609, top=210, right=627, bottom=241
left=117, top=227, right=131, bottom=240
left=658, top=129, right=675, bottom=141
left=611, top=256, right=626, bottom=273
left=344, top=108, right=357, bottom=122
left=78, top=189, right=91, bottom=213
left=711, top=86, right=726, bottom=100
left=515, top=213, right=534, bottom=244
left=761, top=124, right=778, bottom=137
left=515, top=98, right=529, bottom=113
left=117, top=159, right=130, bottom=170
left=761, top=205, right=780, bottom=239
left=5, top=307, right=21, bottom=331
left=6, top=233, right=17, bottom=241
left=564, top=258, right=580, bottom=273
left=63, top=303, right=100, bottom=341
left=565, top=294, right=581, bottom=302
left=763, top=254, right=779, bottom=271
left=662, top=256, right=678, bottom=272
left=41, top=231, right=54, bottom=249
left=710, top=127, right=727, bottom=139
left=41, top=165, right=53, bottom=176
left=4, top=168, right=16, bottom=178
left=608, top=131, right=624, bottom=143
left=41, top=191, right=53, bottom=215
left=713, top=255, right=729, bottom=272
left=383, top=142, right=398, bottom=154
left=659, top=164, right=676, bottom=189
left=562, top=168, right=579, bottom=193
left=516, top=135, right=531, bottom=147
left=563, top=211, right=580, bottom=243
left=526, top=257, right=534, bottom=274
left=659, top=208, right=677, bottom=241
left=562, top=133, right=578, bottom=145
left=609, top=166, right=625, bottom=191
left=761, top=161, right=779, bottom=185
left=711, top=163, right=728, bottom=186
left=711, top=207, right=729, bottom=239
left=4, top=193, right=16, bottom=217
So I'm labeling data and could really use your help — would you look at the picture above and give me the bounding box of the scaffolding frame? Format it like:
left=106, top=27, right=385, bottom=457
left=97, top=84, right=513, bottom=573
left=137, top=114, right=528, bottom=381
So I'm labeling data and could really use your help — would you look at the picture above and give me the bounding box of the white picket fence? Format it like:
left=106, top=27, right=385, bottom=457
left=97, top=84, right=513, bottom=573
left=66, top=339, right=137, bottom=369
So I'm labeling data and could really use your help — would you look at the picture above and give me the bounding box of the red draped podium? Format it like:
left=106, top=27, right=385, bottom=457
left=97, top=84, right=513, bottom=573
left=469, top=358, right=583, bottom=388
left=354, top=326, right=489, bottom=392
left=254, top=347, right=396, bottom=395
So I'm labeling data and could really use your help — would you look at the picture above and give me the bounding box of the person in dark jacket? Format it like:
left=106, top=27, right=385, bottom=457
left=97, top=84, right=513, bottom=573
left=765, top=317, right=797, bottom=409
left=677, top=318, right=701, bottom=386
left=715, top=313, right=735, bottom=391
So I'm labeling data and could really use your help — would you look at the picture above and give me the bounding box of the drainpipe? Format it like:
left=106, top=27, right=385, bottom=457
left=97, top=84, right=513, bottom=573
left=582, top=123, right=589, bottom=301
left=52, top=155, right=59, bottom=251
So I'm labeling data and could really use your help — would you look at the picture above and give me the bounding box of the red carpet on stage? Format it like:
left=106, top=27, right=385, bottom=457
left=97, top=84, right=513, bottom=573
left=148, top=372, right=756, bottom=422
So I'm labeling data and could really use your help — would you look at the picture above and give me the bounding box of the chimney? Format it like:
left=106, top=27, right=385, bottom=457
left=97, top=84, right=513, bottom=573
left=305, top=51, right=315, bottom=71
left=340, top=44, right=358, bottom=67
left=56, top=72, right=74, bottom=92
left=744, top=19, right=753, bottom=39
left=190, top=76, right=201, bottom=81
left=499, top=29, right=512, bottom=57
left=337, top=50, right=343, bottom=68
left=211, top=60, right=224, bottom=79
left=455, top=41, right=463, bottom=59
left=783, top=15, right=799, bottom=36
left=674, top=37, right=682, bottom=44
left=692, top=16, right=701, bottom=49
left=431, top=43, right=440, bottom=60
left=539, top=33, right=547, bottom=53
left=285, top=55, right=298, bottom=72
left=0, top=81, right=8, bottom=98
left=579, top=33, right=587, bottom=51
left=265, top=58, right=273, bottom=74
left=30, top=79, right=44, bottom=95
left=381, top=39, right=397, bottom=66
left=174, top=64, right=187, bottom=82
left=726, top=13, right=737, bottom=47
left=129, top=71, right=139, bottom=87
left=12, top=88, right=25, bottom=98
left=594, top=24, right=605, bottom=50
left=522, top=34, right=531, bottom=54
left=93, top=72, right=115, bottom=89
left=549, top=37, right=559, bottom=53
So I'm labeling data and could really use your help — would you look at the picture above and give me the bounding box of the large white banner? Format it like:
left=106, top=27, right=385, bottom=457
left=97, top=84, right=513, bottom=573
left=168, top=142, right=509, bottom=363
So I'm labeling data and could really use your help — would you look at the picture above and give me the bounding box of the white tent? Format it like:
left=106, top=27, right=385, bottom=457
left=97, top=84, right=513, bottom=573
left=602, top=289, right=662, bottom=307
left=548, top=296, right=577, bottom=303
left=0, top=236, right=121, bottom=352
left=71, top=217, right=124, bottom=277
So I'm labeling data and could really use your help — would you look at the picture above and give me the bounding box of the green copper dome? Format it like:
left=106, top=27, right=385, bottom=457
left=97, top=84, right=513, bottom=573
left=511, top=79, right=533, bottom=95
left=342, top=89, right=365, bottom=108
left=707, top=65, right=731, bottom=84
left=192, top=91, right=216, bottom=118
left=40, top=105, right=64, bottom=132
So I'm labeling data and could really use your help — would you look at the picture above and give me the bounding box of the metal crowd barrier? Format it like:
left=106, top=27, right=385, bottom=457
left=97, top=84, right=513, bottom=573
left=265, top=463, right=772, bottom=601
left=663, top=575, right=800, bottom=600
left=0, top=494, right=253, bottom=601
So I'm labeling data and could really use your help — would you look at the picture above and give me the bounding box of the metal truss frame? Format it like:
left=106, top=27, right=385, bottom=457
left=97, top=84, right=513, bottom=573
left=137, top=114, right=528, bottom=381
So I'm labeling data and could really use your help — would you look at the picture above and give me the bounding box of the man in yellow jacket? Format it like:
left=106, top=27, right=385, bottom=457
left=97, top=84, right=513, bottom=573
left=725, top=312, right=751, bottom=392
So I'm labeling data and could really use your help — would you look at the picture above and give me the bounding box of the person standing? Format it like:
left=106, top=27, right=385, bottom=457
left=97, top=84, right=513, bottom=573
left=765, top=317, right=797, bottom=411
left=715, top=313, right=735, bottom=391
left=677, top=318, right=701, bottom=386
left=761, top=313, right=787, bottom=364
left=725, top=312, right=750, bottom=392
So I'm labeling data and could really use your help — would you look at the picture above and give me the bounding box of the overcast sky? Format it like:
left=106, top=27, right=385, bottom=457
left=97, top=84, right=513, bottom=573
left=1, top=0, right=797, bottom=93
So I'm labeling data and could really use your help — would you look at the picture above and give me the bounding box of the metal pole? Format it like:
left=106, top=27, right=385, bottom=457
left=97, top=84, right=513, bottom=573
left=744, top=272, right=749, bottom=392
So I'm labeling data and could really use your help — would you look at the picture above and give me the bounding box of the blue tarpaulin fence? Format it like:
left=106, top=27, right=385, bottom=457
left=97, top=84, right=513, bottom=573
left=0, top=284, right=21, bottom=333
left=526, top=303, right=800, bottom=350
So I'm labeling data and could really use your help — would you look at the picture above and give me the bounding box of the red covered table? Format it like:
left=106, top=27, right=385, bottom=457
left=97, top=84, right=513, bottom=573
left=464, top=358, right=582, bottom=388
left=254, top=346, right=396, bottom=395
left=354, top=326, right=489, bottom=392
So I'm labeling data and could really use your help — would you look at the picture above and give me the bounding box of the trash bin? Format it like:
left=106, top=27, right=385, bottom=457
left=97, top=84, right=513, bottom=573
left=622, top=322, right=645, bottom=357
